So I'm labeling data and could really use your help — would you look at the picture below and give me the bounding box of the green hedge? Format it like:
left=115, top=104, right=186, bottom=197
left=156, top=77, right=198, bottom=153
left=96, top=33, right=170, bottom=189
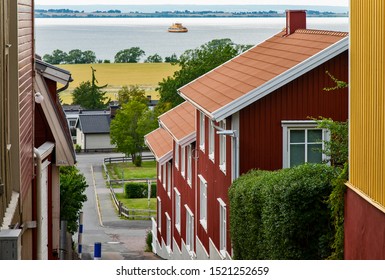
left=229, top=164, right=337, bottom=260
left=124, top=182, right=156, bottom=198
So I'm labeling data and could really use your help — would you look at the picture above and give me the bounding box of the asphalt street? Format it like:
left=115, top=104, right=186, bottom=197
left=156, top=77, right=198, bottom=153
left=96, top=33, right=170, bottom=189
left=75, top=152, right=160, bottom=260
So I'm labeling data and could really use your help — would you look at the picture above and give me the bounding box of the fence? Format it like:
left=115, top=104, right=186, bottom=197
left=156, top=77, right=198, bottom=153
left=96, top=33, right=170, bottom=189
left=103, top=156, right=157, bottom=220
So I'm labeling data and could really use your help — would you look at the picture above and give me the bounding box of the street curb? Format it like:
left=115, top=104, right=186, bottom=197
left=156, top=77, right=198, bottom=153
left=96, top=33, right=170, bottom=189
left=91, top=164, right=104, bottom=227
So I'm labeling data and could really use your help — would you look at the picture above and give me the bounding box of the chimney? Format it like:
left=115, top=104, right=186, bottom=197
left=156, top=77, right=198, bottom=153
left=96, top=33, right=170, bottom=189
left=286, top=10, right=307, bottom=36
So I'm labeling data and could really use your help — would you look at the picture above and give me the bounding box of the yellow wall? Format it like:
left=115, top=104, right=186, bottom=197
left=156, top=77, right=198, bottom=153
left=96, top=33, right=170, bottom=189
left=349, top=0, right=385, bottom=209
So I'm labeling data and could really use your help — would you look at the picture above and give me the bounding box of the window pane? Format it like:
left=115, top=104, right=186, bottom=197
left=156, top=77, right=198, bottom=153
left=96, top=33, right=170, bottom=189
left=290, top=144, right=305, bottom=167
left=290, top=130, right=305, bottom=143
left=308, top=129, right=322, bottom=143
left=308, top=144, right=323, bottom=163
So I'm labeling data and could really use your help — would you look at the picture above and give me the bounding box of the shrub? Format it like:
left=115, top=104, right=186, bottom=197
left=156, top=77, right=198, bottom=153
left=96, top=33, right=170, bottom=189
left=145, top=230, right=153, bottom=252
left=229, top=164, right=337, bottom=260
left=125, top=182, right=156, bottom=198
left=74, top=144, right=81, bottom=153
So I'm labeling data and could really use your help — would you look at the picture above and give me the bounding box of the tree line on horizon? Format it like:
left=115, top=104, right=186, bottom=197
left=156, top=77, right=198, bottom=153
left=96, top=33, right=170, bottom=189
left=42, top=47, right=179, bottom=65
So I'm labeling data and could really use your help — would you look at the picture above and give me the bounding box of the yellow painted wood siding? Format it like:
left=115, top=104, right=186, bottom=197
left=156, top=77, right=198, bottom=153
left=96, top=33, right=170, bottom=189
left=349, top=0, right=385, bottom=209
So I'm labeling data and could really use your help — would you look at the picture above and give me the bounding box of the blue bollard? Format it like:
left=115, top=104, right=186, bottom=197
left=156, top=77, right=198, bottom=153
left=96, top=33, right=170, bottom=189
left=94, top=242, right=102, bottom=260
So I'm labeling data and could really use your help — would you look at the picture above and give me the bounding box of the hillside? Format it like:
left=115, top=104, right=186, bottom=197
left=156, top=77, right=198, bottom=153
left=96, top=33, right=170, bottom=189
left=59, top=63, right=179, bottom=104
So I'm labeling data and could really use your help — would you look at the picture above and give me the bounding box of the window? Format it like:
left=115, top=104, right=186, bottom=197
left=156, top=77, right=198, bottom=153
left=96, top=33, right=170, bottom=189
left=199, top=175, right=207, bottom=230
left=219, top=120, right=226, bottom=173
left=175, top=189, right=181, bottom=232
left=157, top=197, right=162, bottom=232
left=187, top=145, right=192, bottom=186
left=199, top=111, right=205, bottom=152
left=185, top=206, right=194, bottom=254
left=175, top=143, right=179, bottom=169
left=181, top=146, right=185, bottom=177
left=162, top=163, right=166, bottom=189
left=282, top=121, right=329, bottom=168
left=166, top=213, right=171, bottom=251
left=209, top=121, right=215, bottom=161
left=158, top=163, right=161, bottom=180
left=167, top=162, right=172, bottom=196
left=218, top=198, right=227, bottom=257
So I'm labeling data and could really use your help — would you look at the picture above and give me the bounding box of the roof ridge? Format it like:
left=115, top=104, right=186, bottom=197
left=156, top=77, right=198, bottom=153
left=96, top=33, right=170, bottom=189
left=294, top=29, right=348, bottom=37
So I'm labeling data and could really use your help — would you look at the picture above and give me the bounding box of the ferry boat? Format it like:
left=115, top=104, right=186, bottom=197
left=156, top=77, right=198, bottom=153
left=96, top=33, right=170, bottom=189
left=168, top=23, right=188, bottom=33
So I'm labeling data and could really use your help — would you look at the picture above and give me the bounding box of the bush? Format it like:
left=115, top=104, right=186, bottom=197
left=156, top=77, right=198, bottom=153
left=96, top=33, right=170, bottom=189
left=125, top=182, right=156, bottom=198
left=134, top=155, right=142, bottom=167
left=145, top=230, right=152, bottom=252
left=229, top=164, right=337, bottom=260
left=74, top=144, right=81, bottom=153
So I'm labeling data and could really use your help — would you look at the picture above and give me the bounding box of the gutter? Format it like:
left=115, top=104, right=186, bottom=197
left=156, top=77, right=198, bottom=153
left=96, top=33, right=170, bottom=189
left=57, top=75, right=73, bottom=93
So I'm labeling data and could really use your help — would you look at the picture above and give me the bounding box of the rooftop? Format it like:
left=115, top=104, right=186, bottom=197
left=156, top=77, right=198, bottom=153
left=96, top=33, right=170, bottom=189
left=77, top=114, right=111, bottom=134
left=144, top=128, right=173, bottom=164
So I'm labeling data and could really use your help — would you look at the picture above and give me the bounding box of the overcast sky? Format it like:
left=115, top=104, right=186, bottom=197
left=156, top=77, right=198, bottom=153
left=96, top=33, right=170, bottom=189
left=35, top=0, right=349, bottom=6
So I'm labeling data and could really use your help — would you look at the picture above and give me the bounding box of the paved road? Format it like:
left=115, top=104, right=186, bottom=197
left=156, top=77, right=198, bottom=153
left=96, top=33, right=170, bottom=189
left=75, top=152, right=160, bottom=260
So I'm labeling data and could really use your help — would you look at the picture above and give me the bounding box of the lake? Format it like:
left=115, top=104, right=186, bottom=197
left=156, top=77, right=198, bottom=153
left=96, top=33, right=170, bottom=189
left=35, top=17, right=349, bottom=61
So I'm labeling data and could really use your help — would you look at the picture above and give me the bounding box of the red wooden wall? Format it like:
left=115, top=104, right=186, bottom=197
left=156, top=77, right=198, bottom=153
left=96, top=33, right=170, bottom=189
left=239, top=51, right=349, bottom=173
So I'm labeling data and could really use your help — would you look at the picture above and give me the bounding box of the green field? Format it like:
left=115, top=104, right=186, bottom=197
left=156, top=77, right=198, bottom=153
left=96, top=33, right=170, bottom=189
left=58, top=63, right=179, bottom=104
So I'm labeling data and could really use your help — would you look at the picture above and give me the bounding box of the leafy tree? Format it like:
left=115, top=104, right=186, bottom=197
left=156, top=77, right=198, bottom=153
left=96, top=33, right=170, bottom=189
left=66, top=49, right=83, bottom=64
left=110, top=100, right=157, bottom=166
left=82, top=50, right=97, bottom=64
left=145, top=53, right=163, bottom=63
left=157, top=38, right=252, bottom=108
left=164, top=53, right=179, bottom=63
left=114, top=47, right=145, bottom=63
left=117, top=85, right=148, bottom=105
left=43, top=49, right=68, bottom=64
left=72, top=67, right=110, bottom=109
left=60, top=166, right=88, bottom=234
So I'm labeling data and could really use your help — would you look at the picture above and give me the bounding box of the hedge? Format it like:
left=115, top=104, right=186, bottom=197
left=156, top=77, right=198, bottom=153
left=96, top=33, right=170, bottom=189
left=229, top=164, right=337, bottom=260
left=124, top=182, right=156, bottom=198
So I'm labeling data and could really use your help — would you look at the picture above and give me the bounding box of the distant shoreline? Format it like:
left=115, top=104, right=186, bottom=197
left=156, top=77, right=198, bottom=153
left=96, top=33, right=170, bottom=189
left=35, top=10, right=348, bottom=19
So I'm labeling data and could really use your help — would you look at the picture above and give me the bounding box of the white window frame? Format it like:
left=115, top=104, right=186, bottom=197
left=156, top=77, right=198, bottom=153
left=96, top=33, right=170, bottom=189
left=219, top=120, right=226, bottom=173
left=181, top=145, right=185, bottom=178
left=185, top=205, right=194, bottom=255
left=165, top=212, right=171, bottom=252
left=175, top=143, right=179, bottom=170
left=199, top=175, right=207, bottom=230
left=167, top=162, right=172, bottom=197
left=158, top=163, right=161, bottom=181
left=209, top=121, right=215, bottom=161
left=157, top=197, right=162, bottom=232
left=162, top=163, right=166, bottom=189
left=282, top=121, right=330, bottom=168
left=199, top=111, right=205, bottom=152
left=174, top=188, right=181, bottom=233
left=218, top=198, right=227, bottom=257
left=187, top=144, right=192, bottom=186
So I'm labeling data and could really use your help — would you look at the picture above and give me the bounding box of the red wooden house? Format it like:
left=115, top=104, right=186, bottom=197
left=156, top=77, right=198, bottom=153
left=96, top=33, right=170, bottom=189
left=146, top=10, right=348, bottom=260
left=1, top=1, right=75, bottom=259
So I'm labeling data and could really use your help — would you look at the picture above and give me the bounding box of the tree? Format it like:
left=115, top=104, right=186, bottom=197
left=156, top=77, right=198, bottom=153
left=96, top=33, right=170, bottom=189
left=114, top=47, right=145, bottom=63
left=164, top=53, right=179, bottom=63
left=110, top=100, right=157, bottom=166
left=42, top=49, right=68, bottom=64
left=72, top=67, right=110, bottom=109
left=156, top=38, right=252, bottom=109
left=145, top=53, right=163, bottom=63
left=117, top=85, right=148, bottom=105
left=60, top=166, right=88, bottom=233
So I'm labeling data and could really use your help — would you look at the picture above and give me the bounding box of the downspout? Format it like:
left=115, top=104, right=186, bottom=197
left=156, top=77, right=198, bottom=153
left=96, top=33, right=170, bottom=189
left=57, top=75, right=72, bottom=93
left=33, top=147, right=42, bottom=260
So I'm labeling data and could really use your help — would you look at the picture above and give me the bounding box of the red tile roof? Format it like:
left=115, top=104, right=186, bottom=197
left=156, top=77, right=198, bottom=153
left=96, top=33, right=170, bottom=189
left=159, top=101, right=196, bottom=145
left=179, top=29, right=348, bottom=121
left=144, top=128, right=173, bottom=163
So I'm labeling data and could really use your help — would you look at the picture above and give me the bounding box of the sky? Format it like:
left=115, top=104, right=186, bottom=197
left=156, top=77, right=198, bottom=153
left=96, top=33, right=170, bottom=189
left=35, top=0, right=349, bottom=7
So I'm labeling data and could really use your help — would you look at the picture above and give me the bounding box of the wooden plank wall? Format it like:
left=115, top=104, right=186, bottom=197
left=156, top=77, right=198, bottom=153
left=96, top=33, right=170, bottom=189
left=349, top=0, right=385, bottom=209
left=18, top=0, right=34, bottom=199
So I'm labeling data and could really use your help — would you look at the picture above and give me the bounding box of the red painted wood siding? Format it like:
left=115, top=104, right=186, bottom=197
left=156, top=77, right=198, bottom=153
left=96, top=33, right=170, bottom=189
left=156, top=162, right=172, bottom=245
left=239, top=51, right=348, bottom=173
left=18, top=0, right=34, bottom=200
left=196, top=112, right=232, bottom=254
left=344, top=188, right=385, bottom=259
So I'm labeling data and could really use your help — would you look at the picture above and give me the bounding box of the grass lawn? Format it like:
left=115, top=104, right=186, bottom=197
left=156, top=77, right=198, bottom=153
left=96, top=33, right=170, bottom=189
left=115, top=193, right=157, bottom=211
left=106, top=160, right=157, bottom=180
left=58, top=63, right=179, bottom=104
